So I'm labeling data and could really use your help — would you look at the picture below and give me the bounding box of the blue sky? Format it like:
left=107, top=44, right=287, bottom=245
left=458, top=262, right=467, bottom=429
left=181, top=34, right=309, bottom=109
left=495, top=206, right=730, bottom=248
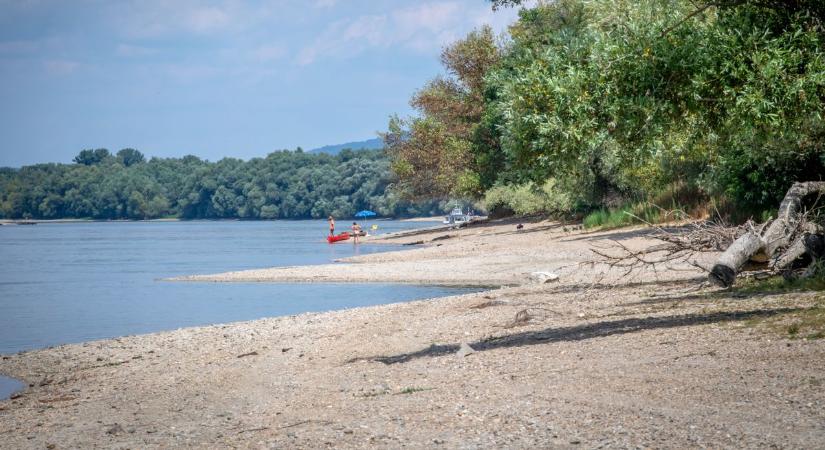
left=0, top=0, right=523, bottom=167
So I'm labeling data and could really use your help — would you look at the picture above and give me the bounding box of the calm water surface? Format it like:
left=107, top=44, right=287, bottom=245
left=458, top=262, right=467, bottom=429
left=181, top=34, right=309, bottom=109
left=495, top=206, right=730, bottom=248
left=0, top=220, right=473, bottom=357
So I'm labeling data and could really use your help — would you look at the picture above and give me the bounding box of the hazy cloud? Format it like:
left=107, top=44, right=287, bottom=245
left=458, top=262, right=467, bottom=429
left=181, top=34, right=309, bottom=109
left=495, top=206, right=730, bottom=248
left=0, top=39, right=40, bottom=54
left=252, top=43, right=287, bottom=62
left=296, top=1, right=520, bottom=65
left=115, top=43, right=159, bottom=58
left=43, top=59, right=80, bottom=75
left=313, top=0, right=338, bottom=8
left=110, top=1, right=242, bottom=38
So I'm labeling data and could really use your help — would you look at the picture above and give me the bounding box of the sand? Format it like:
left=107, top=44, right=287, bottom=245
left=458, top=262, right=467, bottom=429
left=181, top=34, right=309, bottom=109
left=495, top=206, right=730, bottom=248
left=1, top=219, right=824, bottom=449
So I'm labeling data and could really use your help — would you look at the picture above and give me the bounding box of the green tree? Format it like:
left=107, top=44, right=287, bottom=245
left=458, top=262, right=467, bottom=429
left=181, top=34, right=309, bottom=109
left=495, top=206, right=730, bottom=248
left=385, top=26, right=502, bottom=199
left=116, top=148, right=145, bottom=167
left=73, top=148, right=112, bottom=166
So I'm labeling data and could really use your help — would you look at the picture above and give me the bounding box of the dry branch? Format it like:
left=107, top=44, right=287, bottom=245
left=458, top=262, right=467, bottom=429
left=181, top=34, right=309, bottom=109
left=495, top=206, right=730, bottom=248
left=590, top=216, right=743, bottom=280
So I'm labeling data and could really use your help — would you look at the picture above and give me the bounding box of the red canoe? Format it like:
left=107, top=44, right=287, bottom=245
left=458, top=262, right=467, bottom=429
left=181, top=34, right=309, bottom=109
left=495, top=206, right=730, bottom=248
left=327, top=232, right=350, bottom=243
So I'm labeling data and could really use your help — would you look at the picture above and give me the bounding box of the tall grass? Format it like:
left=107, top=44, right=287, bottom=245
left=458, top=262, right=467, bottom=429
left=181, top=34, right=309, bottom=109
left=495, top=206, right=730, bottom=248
left=582, top=202, right=688, bottom=229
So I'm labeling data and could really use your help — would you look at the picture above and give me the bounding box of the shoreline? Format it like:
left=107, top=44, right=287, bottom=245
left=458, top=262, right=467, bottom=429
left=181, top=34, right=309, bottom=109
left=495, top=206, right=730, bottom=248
left=2, top=219, right=824, bottom=448
left=0, top=215, right=444, bottom=225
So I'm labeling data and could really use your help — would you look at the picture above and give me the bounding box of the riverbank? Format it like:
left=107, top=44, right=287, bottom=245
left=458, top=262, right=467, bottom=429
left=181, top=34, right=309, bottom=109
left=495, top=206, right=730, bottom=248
left=2, top=219, right=824, bottom=448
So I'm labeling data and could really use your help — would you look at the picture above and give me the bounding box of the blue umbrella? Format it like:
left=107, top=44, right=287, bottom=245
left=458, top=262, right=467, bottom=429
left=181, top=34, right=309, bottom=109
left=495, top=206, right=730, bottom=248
left=354, top=210, right=377, bottom=233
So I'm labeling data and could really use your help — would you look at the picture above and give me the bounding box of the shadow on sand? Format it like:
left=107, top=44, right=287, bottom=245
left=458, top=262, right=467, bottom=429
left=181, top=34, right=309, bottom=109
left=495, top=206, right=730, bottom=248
left=350, top=307, right=799, bottom=365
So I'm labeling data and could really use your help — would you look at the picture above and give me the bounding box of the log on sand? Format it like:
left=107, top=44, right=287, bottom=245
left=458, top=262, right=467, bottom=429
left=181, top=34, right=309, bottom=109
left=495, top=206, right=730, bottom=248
left=709, top=181, right=825, bottom=287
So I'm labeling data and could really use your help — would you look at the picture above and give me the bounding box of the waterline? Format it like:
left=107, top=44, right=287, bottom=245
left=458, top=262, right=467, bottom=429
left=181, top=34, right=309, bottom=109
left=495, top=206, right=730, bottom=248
left=0, top=375, right=25, bottom=400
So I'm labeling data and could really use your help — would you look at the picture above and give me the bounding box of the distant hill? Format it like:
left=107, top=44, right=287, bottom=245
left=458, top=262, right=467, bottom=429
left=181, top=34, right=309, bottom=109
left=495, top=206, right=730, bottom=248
left=309, top=138, right=383, bottom=155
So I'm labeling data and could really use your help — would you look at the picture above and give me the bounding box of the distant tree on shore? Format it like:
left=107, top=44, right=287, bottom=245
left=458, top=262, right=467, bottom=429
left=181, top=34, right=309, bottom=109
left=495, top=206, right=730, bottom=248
left=116, top=148, right=145, bottom=167
left=73, top=148, right=112, bottom=166
left=0, top=148, right=442, bottom=220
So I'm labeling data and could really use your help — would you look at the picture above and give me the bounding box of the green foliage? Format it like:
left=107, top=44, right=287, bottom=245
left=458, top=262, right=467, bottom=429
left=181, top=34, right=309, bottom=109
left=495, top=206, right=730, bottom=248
left=116, top=148, right=145, bottom=167
left=494, top=0, right=825, bottom=212
left=393, top=0, right=825, bottom=219
left=483, top=178, right=575, bottom=216
left=581, top=203, right=672, bottom=229
left=0, top=149, right=441, bottom=220
left=73, top=148, right=112, bottom=166
left=385, top=26, right=502, bottom=200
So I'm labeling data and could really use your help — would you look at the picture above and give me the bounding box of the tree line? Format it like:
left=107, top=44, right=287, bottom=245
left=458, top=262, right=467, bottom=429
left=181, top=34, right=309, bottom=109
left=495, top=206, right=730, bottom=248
left=384, top=0, right=825, bottom=218
left=0, top=148, right=442, bottom=220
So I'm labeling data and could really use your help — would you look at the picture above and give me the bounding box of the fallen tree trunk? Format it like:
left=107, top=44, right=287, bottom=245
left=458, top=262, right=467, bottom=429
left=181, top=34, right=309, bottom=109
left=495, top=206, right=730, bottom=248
left=709, top=181, right=825, bottom=287
left=708, top=230, right=763, bottom=287
left=763, top=181, right=825, bottom=257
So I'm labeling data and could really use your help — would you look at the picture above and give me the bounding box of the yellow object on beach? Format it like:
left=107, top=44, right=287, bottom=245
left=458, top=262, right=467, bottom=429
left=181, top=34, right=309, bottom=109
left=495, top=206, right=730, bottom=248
left=371, top=224, right=378, bottom=230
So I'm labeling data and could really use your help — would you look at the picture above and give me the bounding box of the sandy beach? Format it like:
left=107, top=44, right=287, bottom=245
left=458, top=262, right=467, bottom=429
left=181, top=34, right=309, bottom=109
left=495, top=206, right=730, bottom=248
left=1, top=220, right=824, bottom=448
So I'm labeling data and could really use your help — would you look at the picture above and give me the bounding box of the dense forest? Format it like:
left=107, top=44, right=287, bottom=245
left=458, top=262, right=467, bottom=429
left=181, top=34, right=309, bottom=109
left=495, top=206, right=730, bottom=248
left=385, top=0, right=825, bottom=219
left=0, top=148, right=441, bottom=220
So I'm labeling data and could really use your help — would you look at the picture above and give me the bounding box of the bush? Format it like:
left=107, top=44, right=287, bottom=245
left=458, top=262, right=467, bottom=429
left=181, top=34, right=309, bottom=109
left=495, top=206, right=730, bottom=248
left=483, top=178, right=576, bottom=216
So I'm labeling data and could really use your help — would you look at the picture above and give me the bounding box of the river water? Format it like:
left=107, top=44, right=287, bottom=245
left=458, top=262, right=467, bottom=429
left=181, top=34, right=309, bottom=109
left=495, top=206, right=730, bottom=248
left=0, top=220, right=473, bottom=356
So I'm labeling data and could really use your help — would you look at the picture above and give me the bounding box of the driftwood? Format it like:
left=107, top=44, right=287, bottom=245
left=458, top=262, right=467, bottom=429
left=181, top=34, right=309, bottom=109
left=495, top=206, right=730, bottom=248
left=589, top=214, right=744, bottom=280
left=709, top=181, right=825, bottom=287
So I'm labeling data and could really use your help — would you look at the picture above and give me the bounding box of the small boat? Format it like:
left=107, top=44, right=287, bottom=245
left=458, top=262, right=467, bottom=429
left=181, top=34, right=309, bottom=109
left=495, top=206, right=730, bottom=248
left=327, top=232, right=351, bottom=243
left=443, top=206, right=474, bottom=226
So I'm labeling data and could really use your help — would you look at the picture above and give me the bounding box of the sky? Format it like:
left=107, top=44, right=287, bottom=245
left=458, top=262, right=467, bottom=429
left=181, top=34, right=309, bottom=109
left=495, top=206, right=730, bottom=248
left=0, top=0, right=524, bottom=167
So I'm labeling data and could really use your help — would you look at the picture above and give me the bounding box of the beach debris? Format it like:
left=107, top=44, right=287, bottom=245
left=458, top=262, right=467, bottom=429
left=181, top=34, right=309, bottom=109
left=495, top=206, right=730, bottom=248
left=281, top=347, right=292, bottom=353
left=470, top=299, right=507, bottom=309
left=237, top=426, right=269, bottom=434
left=236, top=351, right=258, bottom=358
left=529, top=271, right=559, bottom=284
left=456, top=342, right=476, bottom=358
left=39, top=395, right=77, bottom=403
left=106, top=423, right=124, bottom=435
left=588, top=182, right=825, bottom=285
left=589, top=209, right=745, bottom=278
left=506, top=307, right=559, bottom=328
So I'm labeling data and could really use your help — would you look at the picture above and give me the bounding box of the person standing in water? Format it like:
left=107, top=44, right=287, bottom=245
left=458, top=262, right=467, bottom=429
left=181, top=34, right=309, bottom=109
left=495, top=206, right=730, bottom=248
left=351, top=222, right=362, bottom=244
left=328, top=216, right=335, bottom=236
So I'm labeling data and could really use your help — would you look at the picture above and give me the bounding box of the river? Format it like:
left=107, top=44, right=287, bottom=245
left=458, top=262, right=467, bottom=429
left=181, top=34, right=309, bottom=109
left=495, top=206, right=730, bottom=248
left=0, top=220, right=473, bottom=355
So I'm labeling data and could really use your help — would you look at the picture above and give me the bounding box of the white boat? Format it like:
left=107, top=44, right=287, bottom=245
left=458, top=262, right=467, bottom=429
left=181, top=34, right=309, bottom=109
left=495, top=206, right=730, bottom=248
left=443, top=206, right=474, bottom=226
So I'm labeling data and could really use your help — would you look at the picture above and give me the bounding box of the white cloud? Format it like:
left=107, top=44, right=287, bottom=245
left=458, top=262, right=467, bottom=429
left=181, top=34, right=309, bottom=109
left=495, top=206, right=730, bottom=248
left=110, top=1, right=244, bottom=38
left=296, top=1, right=522, bottom=66
left=185, top=6, right=231, bottom=32
left=392, top=2, right=462, bottom=36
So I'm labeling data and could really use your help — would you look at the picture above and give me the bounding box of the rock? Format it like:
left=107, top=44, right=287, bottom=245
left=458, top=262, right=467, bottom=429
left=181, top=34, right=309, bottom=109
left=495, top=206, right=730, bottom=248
left=529, top=271, right=559, bottom=284
left=106, top=423, right=124, bottom=435
left=456, top=342, right=476, bottom=358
